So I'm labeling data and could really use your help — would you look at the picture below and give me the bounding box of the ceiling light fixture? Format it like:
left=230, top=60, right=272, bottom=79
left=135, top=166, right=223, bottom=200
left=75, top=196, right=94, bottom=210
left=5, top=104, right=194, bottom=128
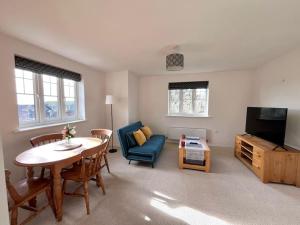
left=166, top=46, right=184, bottom=71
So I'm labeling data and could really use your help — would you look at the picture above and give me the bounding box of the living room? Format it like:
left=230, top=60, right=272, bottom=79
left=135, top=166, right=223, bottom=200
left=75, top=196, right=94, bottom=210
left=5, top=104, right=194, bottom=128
left=0, top=1, right=300, bottom=225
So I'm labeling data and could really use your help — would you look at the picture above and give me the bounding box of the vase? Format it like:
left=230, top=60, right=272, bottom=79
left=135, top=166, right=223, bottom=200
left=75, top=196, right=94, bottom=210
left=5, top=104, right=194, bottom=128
left=66, top=137, right=71, bottom=144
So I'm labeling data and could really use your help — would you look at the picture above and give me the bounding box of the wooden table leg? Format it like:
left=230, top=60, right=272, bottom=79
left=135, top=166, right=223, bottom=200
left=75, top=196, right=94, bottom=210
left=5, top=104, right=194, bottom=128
left=205, top=151, right=211, bottom=173
left=26, top=167, right=37, bottom=208
left=178, top=148, right=184, bottom=169
left=52, top=165, right=63, bottom=221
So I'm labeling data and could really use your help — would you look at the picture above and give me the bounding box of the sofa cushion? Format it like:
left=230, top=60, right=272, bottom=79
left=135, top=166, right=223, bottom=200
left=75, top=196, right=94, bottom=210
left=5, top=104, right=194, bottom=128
left=141, top=126, right=153, bottom=139
left=133, top=129, right=147, bottom=146
left=126, top=132, right=137, bottom=147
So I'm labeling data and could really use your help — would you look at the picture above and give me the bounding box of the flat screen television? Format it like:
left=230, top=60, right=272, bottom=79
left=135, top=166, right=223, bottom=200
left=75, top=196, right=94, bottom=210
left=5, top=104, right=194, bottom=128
left=245, top=107, right=288, bottom=146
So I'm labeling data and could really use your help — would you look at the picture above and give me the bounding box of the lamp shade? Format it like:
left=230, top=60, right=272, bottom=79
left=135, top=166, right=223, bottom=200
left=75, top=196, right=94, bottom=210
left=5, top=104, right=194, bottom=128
left=105, top=95, right=113, bottom=105
left=166, top=53, right=184, bottom=71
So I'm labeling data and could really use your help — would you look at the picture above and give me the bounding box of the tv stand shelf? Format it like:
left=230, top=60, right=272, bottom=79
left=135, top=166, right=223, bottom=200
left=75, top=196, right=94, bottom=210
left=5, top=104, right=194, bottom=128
left=235, top=135, right=300, bottom=187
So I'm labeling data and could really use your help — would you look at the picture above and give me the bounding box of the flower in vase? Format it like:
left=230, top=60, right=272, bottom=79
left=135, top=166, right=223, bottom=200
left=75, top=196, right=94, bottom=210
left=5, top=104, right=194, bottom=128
left=62, top=124, right=76, bottom=139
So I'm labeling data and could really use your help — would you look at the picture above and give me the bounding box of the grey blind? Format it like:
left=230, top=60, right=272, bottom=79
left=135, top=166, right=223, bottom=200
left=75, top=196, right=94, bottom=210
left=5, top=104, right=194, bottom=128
left=15, top=55, right=81, bottom=82
left=168, top=81, right=209, bottom=90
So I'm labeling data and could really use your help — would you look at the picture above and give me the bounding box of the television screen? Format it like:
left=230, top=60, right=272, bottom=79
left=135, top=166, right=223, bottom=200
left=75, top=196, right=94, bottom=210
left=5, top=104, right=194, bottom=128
left=245, top=107, right=288, bottom=146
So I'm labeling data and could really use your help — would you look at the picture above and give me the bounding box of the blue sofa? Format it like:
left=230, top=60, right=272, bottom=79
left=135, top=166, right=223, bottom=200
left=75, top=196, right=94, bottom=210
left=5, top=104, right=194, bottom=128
left=117, top=121, right=165, bottom=168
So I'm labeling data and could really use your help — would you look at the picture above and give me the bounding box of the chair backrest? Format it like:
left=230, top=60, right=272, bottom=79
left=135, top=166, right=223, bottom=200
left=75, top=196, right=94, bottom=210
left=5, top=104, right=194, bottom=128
left=91, top=129, right=112, bottom=140
left=30, top=133, right=64, bottom=147
left=5, top=170, right=22, bottom=203
left=79, top=141, right=107, bottom=179
left=91, top=129, right=112, bottom=153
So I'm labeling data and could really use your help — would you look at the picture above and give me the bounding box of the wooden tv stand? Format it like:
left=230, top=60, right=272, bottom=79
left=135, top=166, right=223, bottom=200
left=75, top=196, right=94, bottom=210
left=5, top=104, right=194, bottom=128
left=235, top=135, right=300, bottom=187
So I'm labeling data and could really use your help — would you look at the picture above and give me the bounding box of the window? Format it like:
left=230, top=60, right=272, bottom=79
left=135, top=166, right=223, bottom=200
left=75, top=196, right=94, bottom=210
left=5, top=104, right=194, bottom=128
left=168, top=81, right=209, bottom=116
left=14, top=56, right=84, bottom=128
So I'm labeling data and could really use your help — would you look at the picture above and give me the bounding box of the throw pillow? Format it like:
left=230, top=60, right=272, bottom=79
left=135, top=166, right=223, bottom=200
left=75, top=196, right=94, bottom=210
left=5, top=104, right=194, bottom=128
left=133, top=129, right=147, bottom=146
left=126, top=132, right=137, bottom=147
left=141, top=126, right=153, bottom=139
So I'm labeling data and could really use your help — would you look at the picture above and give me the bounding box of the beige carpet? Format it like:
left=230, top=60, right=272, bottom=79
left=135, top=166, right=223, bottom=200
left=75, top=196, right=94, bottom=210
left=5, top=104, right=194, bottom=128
left=24, top=143, right=300, bottom=225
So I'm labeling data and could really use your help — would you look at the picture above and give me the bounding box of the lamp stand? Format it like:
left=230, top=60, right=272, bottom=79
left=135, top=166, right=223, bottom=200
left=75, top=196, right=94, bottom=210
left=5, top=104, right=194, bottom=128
left=109, top=104, right=117, bottom=153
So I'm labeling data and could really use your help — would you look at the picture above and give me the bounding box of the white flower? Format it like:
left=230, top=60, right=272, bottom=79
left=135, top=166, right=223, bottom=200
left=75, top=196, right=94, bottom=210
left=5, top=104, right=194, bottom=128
left=69, top=129, right=76, bottom=136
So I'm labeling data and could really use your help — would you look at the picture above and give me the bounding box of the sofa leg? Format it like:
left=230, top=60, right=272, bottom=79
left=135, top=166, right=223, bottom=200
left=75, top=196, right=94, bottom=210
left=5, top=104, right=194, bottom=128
left=128, top=160, right=131, bottom=165
left=152, top=163, right=154, bottom=168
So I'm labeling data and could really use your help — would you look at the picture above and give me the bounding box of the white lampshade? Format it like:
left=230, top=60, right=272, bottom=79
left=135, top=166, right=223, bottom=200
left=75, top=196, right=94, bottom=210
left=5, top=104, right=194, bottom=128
left=105, top=95, right=113, bottom=105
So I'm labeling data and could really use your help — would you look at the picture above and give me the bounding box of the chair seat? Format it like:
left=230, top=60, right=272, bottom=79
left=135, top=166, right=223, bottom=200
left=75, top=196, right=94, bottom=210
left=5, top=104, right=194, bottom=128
left=13, top=177, right=50, bottom=204
left=61, top=163, right=91, bottom=181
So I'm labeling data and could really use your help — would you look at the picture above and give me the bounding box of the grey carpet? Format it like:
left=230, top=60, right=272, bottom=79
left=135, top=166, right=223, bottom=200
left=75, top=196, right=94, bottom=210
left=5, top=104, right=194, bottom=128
left=24, top=143, right=300, bottom=225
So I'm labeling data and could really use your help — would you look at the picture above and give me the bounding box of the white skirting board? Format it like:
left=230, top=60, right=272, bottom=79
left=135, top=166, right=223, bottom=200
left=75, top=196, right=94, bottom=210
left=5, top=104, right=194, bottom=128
left=167, top=127, right=207, bottom=141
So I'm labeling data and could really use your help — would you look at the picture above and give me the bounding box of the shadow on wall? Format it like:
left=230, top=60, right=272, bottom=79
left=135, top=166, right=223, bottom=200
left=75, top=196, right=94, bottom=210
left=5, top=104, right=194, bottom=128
left=285, top=109, right=300, bottom=149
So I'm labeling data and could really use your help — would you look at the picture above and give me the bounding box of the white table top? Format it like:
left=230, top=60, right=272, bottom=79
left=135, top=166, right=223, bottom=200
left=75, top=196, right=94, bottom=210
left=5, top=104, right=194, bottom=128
left=15, top=137, right=105, bottom=167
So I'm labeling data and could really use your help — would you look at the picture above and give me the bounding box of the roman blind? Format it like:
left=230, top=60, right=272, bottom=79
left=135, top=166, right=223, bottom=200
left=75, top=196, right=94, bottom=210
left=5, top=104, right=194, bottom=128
left=15, top=55, right=81, bottom=82
left=168, top=81, right=209, bottom=90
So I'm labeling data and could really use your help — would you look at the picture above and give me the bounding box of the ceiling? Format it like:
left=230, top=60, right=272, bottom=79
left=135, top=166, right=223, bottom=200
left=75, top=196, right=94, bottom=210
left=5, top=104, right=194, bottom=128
left=0, top=0, right=300, bottom=75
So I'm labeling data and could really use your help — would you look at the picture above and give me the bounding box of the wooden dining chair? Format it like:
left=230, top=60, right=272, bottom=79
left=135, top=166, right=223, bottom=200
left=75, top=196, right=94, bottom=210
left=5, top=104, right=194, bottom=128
left=61, top=142, right=107, bottom=215
left=30, top=133, right=64, bottom=178
left=90, top=129, right=112, bottom=173
left=5, top=169, right=55, bottom=225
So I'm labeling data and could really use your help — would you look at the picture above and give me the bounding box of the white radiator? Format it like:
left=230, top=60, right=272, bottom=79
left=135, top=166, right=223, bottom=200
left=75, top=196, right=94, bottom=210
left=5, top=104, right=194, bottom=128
left=167, top=127, right=207, bottom=141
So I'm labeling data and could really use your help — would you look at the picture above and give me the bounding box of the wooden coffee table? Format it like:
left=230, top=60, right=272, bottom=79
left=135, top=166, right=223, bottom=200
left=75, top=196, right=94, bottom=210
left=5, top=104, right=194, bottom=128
left=178, top=137, right=211, bottom=172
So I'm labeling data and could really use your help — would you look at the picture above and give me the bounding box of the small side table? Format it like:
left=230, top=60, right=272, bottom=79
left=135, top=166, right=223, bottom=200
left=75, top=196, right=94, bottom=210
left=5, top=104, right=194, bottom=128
left=178, top=138, right=211, bottom=172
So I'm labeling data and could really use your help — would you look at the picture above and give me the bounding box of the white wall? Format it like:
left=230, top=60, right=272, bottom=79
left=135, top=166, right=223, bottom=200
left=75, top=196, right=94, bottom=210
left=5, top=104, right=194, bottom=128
left=105, top=71, right=129, bottom=146
left=105, top=70, right=140, bottom=146
left=0, top=33, right=106, bottom=181
left=253, top=48, right=300, bottom=149
left=0, top=135, right=10, bottom=225
left=128, top=72, right=139, bottom=123
left=139, top=71, right=254, bottom=147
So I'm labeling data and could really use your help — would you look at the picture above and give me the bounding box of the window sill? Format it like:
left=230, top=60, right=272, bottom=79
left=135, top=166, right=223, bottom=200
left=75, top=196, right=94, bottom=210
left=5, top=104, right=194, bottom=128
left=15, top=119, right=87, bottom=133
left=166, top=114, right=212, bottom=118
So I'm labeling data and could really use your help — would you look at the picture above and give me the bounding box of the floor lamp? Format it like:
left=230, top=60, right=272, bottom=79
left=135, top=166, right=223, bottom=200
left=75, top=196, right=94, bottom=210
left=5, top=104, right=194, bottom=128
left=106, top=95, right=117, bottom=153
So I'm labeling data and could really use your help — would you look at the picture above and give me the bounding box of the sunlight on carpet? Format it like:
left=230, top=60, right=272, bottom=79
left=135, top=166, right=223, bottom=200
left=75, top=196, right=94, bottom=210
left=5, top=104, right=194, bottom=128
left=150, top=191, right=228, bottom=225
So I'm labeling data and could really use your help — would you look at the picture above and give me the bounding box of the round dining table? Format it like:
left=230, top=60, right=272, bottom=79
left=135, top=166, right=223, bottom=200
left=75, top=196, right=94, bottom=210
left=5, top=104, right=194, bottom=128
left=15, top=137, right=106, bottom=221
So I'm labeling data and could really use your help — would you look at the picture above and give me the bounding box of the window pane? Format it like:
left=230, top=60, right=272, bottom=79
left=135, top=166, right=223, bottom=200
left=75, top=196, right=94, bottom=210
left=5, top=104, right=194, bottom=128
left=169, top=90, right=180, bottom=114
left=15, top=69, right=24, bottom=78
left=43, top=75, right=59, bottom=120
left=64, top=79, right=74, bottom=87
left=43, top=82, right=51, bottom=96
left=24, top=79, right=34, bottom=94
left=63, top=79, right=77, bottom=118
left=23, top=70, right=33, bottom=79
left=64, top=86, right=70, bottom=97
left=44, top=96, right=59, bottom=120
left=50, top=76, right=57, bottom=83
left=182, top=89, right=193, bottom=114
left=69, top=87, right=75, bottom=97
left=15, top=69, right=36, bottom=124
left=65, top=98, right=76, bottom=117
left=16, top=78, right=24, bottom=93
left=43, top=75, right=51, bottom=82
left=195, top=89, right=208, bottom=114
left=51, top=83, right=57, bottom=96
left=17, top=94, right=36, bottom=122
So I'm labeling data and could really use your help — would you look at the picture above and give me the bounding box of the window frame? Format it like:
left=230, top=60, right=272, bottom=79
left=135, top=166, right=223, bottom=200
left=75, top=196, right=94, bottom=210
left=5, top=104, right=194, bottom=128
left=15, top=69, right=82, bottom=128
left=168, top=88, right=209, bottom=117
